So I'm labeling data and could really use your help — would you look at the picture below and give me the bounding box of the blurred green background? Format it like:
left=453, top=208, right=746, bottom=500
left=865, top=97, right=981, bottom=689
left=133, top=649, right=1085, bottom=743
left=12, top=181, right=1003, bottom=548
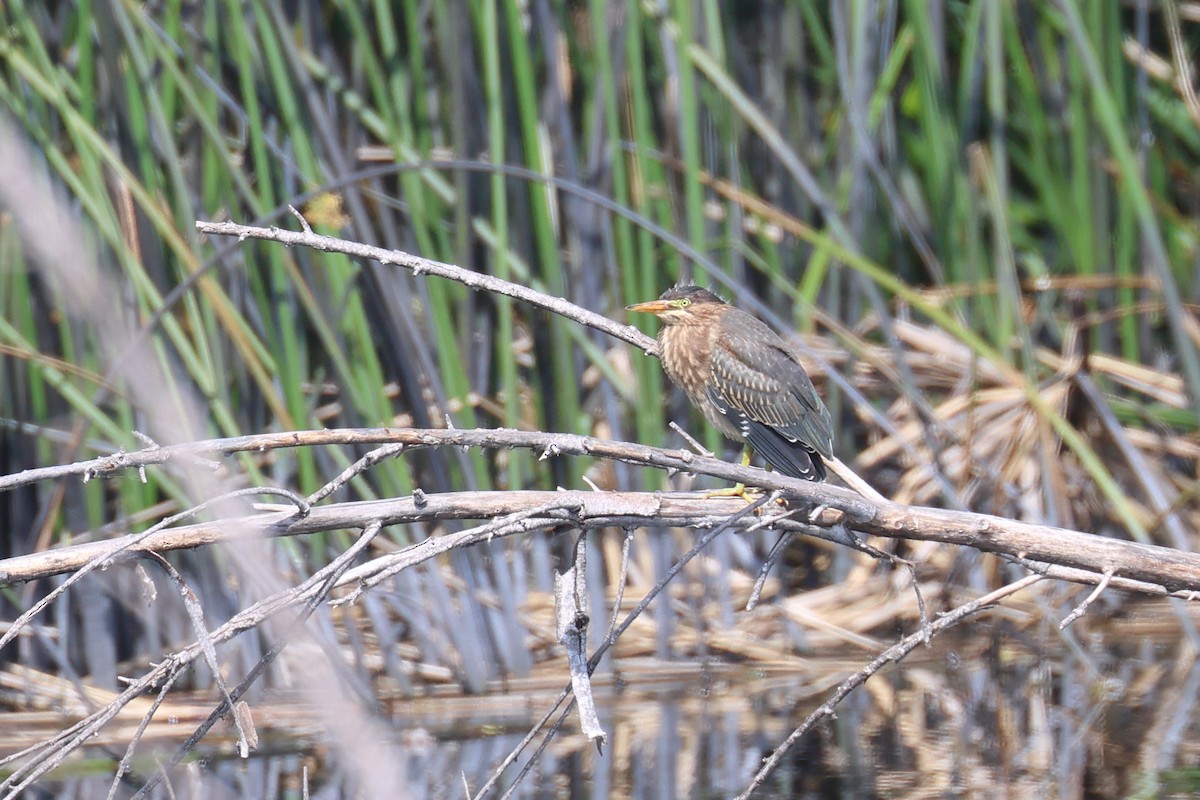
left=4, top=3, right=1200, bottom=795
left=2, top=1, right=1198, bottom=549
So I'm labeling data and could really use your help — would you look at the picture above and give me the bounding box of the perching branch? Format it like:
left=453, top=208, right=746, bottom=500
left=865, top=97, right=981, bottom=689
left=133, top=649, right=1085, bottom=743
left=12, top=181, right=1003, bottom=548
left=3, top=427, right=1200, bottom=596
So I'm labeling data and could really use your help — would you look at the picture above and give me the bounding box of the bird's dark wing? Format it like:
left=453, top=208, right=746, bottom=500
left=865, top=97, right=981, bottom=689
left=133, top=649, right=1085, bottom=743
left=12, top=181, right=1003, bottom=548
left=706, top=315, right=833, bottom=480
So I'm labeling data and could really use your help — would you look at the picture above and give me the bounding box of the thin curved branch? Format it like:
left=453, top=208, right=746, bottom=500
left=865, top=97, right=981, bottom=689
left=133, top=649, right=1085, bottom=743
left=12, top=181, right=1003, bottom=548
left=194, top=219, right=658, bottom=356
left=735, top=574, right=1046, bottom=799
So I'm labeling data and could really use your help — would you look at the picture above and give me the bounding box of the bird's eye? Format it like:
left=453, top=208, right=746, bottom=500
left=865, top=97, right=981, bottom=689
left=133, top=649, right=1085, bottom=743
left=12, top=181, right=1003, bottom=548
left=678, top=298, right=691, bottom=308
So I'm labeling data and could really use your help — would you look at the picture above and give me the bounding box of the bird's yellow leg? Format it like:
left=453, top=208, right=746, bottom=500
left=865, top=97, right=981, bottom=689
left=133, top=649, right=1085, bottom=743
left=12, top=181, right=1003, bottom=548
left=705, top=447, right=760, bottom=501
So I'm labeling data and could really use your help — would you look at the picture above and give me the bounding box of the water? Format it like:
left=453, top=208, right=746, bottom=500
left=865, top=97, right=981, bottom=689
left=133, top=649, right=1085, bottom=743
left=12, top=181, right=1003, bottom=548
left=17, top=610, right=1200, bottom=799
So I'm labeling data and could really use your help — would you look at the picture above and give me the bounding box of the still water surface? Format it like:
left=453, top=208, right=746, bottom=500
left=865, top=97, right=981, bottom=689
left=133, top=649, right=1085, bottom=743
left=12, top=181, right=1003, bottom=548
left=22, top=609, right=1200, bottom=799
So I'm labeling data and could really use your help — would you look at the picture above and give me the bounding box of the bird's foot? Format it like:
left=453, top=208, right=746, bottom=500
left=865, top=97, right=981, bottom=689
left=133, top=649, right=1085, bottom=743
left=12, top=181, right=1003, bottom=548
left=704, top=483, right=762, bottom=503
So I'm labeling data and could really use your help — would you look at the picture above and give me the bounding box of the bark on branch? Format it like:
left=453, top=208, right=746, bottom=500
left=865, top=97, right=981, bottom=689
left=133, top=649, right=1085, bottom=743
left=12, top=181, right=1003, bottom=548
left=195, top=218, right=660, bottom=356
left=3, top=427, right=1199, bottom=597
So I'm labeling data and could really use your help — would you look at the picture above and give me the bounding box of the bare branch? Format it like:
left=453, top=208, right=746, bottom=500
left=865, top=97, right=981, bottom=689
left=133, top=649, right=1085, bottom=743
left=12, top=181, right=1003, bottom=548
left=195, top=219, right=658, bottom=355
left=1060, top=568, right=1116, bottom=629
left=736, top=574, right=1046, bottom=798
left=555, top=535, right=606, bottom=751
left=475, top=491, right=780, bottom=799
left=127, top=521, right=386, bottom=800
left=2, top=521, right=386, bottom=798
left=4, top=427, right=1200, bottom=595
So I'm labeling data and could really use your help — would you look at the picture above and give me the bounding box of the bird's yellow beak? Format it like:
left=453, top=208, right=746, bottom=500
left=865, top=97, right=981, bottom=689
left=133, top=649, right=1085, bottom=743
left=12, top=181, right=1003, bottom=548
left=625, top=300, right=670, bottom=314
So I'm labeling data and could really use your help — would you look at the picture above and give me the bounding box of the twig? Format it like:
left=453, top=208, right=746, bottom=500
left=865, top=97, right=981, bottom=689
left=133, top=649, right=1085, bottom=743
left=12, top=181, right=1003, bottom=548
left=908, top=561, right=931, bottom=643
left=668, top=421, right=713, bottom=457
left=606, top=529, right=635, bottom=645
left=129, top=521, right=384, bottom=799
left=105, top=664, right=188, bottom=800
left=0, top=521, right=385, bottom=798
left=1060, top=568, right=1116, bottom=630
left=306, top=442, right=405, bottom=505
left=332, top=501, right=581, bottom=605
left=554, top=534, right=606, bottom=751
left=0, top=486, right=307, bottom=654
left=195, top=219, right=658, bottom=356
left=475, top=492, right=778, bottom=800
left=735, top=574, right=1045, bottom=799
left=287, top=204, right=313, bottom=234
left=826, top=456, right=889, bottom=502
left=145, top=553, right=251, bottom=756
left=746, top=530, right=795, bottom=612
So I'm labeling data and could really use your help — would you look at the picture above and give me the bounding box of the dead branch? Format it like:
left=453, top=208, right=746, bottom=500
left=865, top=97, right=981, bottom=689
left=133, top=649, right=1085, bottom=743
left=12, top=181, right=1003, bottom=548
left=735, top=574, right=1047, bottom=799
left=3, top=428, right=1200, bottom=596
left=194, top=219, right=659, bottom=356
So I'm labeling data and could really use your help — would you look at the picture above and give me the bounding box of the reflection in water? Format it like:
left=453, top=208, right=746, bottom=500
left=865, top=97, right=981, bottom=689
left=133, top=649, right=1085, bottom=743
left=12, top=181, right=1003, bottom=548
left=25, top=610, right=1200, bottom=799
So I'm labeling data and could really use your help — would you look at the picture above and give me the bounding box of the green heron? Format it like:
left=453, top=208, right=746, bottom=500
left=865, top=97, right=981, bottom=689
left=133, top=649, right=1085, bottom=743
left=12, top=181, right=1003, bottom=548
left=627, top=284, right=833, bottom=482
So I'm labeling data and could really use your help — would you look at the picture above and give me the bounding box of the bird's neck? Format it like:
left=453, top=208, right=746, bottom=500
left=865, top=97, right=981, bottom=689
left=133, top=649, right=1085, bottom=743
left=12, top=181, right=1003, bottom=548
left=658, top=325, right=715, bottom=400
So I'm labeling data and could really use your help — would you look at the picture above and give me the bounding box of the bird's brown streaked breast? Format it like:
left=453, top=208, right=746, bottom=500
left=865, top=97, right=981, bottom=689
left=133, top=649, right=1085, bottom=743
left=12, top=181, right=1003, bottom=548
left=658, top=324, right=739, bottom=441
